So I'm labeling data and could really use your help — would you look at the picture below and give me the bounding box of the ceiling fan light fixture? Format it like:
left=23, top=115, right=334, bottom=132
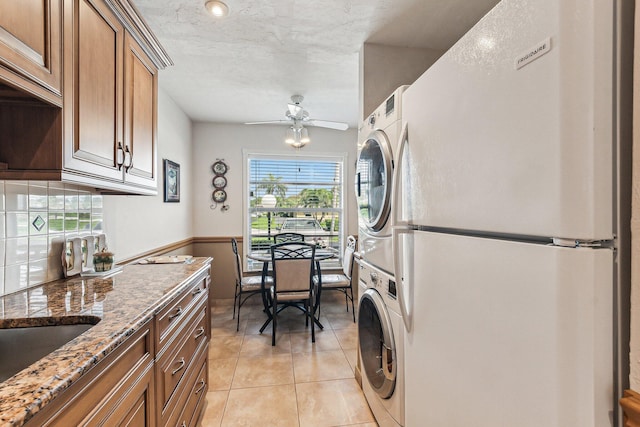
left=285, top=126, right=309, bottom=149
left=285, top=127, right=296, bottom=145
left=300, top=127, right=310, bottom=144
left=205, top=0, right=229, bottom=17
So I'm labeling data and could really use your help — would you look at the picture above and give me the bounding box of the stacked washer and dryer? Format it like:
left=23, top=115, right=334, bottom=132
left=355, top=86, right=408, bottom=427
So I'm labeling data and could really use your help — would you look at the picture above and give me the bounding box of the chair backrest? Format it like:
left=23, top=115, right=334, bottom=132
left=231, top=238, right=242, bottom=282
left=342, top=235, right=357, bottom=278
left=273, top=232, right=305, bottom=244
left=271, top=242, right=316, bottom=293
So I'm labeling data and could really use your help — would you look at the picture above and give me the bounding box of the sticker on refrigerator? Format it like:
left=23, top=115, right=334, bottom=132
left=515, top=37, right=551, bottom=70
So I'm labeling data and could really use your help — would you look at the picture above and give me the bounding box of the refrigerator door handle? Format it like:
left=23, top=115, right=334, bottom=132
left=392, top=122, right=412, bottom=332
left=392, top=123, right=409, bottom=227
left=393, top=227, right=412, bottom=332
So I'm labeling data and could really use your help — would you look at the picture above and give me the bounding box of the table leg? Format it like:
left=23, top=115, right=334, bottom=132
left=312, top=260, right=325, bottom=330
left=259, top=260, right=273, bottom=333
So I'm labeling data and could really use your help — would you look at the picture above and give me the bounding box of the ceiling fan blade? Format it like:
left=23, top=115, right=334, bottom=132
left=245, top=120, right=291, bottom=125
left=306, top=119, right=349, bottom=131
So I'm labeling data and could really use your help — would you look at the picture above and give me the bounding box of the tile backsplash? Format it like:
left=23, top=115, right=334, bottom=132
left=0, top=181, right=103, bottom=296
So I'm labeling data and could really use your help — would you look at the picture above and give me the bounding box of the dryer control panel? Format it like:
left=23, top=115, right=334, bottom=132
left=358, top=259, right=398, bottom=302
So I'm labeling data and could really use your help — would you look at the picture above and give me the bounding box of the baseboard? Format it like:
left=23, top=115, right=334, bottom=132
left=620, top=389, right=640, bottom=426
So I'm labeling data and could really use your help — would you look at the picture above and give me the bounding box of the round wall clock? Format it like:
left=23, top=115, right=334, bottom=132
left=212, top=189, right=227, bottom=203
left=212, top=175, right=227, bottom=189
left=212, top=160, right=228, bottom=175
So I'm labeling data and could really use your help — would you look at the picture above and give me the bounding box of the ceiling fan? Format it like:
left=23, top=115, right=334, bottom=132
left=245, top=95, right=349, bottom=131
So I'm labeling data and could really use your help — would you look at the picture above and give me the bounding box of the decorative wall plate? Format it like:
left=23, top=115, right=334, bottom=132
left=212, top=175, right=227, bottom=189
left=212, top=160, right=228, bottom=175
left=213, top=189, right=227, bottom=203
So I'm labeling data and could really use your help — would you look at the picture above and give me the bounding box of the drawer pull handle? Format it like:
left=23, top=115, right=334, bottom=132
left=116, top=142, right=124, bottom=170
left=194, top=327, right=206, bottom=339
left=195, top=379, right=206, bottom=394
left=168, top=306, right=183, bottom=320
left=124, top=144, right=133, bottom=172
left=192, top=287, right=203, bottom=296
left=172, top=357, right=186, bottom=375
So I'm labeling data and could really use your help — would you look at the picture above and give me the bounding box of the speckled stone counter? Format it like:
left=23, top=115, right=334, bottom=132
left=0, top=257, right=212, bottom=427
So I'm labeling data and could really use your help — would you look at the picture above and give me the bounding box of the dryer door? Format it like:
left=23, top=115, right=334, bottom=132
left=358, top=288, right=397, bottom=398
left=356, top=130, right=393, bottom=232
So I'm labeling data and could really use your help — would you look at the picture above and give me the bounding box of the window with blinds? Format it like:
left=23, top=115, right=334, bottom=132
left=245, top=153, right=344, bottom=270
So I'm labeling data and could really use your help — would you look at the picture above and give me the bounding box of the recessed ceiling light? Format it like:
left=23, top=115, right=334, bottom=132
left=205, top=1, right=229, bottom=18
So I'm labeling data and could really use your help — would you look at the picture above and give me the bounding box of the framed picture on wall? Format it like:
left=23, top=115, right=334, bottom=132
left=163, top=159, right=180, bottom=202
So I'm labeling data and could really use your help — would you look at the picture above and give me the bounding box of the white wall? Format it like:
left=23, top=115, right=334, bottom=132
left=191, top=123, right=358, bottom=239
left=102, top=89, right=194, bottom=260
left=359, top=43, right=443, bottom=121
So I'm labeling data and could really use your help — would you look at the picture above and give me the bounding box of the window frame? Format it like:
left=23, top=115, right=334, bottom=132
left=242, top=149, right=348, bottom=272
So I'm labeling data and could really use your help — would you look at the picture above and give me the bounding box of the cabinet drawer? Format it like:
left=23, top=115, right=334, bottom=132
left=177, top=355, right=208, bottom=427
left=156, top=276, right=208, bottom=350
left=157, top=308, right=208, bottom=411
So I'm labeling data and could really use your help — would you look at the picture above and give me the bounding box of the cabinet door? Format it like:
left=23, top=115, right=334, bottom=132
left=98, top=364, right=156, bottom=426
left=123, top=32, right=157, bottom=190
left=0, top=0, right=62, bottom=98
left=63, top=0, right=124, bottom=182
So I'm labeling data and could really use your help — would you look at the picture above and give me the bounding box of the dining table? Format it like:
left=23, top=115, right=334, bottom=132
left=247, top=246, right=339, bottom=332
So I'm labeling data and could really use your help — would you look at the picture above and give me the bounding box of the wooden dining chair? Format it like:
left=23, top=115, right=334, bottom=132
left=313, top=235, right=357, bottom=322
left=232, top=238, right=272, bottom=331
left=268, top=242, right=316, bottom=346
left=273, top=232, right=305, bottom=244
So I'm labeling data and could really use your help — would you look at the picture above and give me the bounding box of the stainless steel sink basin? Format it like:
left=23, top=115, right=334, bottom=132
left=0, top=321, right=98, bottom=382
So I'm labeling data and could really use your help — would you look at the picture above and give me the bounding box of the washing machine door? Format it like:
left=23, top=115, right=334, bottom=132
left=358, top=288, right=397, bottom=399
left=356, top=130, right=393, bottom=232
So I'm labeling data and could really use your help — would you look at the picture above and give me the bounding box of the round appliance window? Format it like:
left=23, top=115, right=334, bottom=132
left=355, top=131, right=393, bottom=232
left=358, top=289, right=396, bottom=398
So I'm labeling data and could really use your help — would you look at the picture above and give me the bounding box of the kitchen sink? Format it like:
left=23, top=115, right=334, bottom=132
left=0, top=320, right=99, bottom=382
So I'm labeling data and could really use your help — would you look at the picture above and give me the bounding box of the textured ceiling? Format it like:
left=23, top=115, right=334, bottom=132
left=133, top=0, right=500, bottom=127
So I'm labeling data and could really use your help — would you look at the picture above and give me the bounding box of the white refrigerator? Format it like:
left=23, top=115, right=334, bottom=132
left=392, top=0, right=632, bottom=426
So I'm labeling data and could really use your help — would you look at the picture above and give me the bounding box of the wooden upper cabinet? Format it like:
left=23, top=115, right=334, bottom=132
left=0, top=0, right=170, bottom=194
left=0, top=0, right=62, bottom=102
left=123, top=32, right=157, bottom=189
left=62, top=0, right=159, bottom=193
left=63, top=0, right=124, bottom=183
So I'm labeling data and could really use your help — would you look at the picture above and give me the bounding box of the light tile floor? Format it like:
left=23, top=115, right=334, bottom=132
left=199, top=295, right=377, bottom=427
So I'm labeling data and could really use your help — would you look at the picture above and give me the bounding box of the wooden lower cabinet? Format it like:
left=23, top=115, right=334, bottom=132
left=25, top=269, right=211, bottom=427
left=25, top=320, right=155, bottom=426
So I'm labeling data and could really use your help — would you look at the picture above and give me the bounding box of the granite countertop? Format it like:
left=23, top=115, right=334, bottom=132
left=0, top=257, right=212, bottom=427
